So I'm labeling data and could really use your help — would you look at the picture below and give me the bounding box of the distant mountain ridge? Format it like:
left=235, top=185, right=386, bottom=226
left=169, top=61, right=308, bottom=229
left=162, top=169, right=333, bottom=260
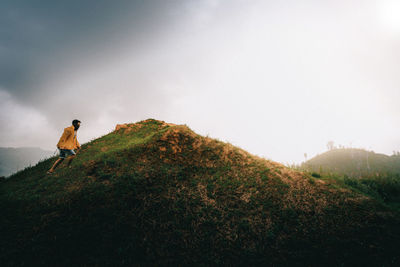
left=303, top=148, right=400, bottom=177
left=0, top=147, right=53, bottom=177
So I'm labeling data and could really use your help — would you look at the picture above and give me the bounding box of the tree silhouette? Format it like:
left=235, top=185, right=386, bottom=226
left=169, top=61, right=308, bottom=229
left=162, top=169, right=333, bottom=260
left=327, top=141, right=335, bottom=151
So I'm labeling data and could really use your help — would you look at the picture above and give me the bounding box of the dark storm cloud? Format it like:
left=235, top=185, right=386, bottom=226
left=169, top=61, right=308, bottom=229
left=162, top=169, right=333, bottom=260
left=0, top=0, right=180, bottom=101
left=0, top=0, right=194, bottom=148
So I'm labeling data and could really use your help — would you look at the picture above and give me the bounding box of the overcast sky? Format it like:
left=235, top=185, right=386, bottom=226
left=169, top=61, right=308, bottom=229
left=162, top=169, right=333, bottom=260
left=1, top=0, right=399, bottom=164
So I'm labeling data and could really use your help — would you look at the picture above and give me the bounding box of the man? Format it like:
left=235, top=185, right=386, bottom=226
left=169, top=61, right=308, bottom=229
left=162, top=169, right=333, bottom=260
left=47, top=119, right=81, bottom=174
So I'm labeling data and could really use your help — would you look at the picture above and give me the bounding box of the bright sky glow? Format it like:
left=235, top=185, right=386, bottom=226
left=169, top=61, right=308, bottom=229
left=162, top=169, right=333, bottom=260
left=379, top=0, right=400, bottom=33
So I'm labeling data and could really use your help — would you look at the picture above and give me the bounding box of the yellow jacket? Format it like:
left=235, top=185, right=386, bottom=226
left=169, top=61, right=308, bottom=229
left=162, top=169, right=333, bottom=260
left=57, top=126, right=80, bottom=150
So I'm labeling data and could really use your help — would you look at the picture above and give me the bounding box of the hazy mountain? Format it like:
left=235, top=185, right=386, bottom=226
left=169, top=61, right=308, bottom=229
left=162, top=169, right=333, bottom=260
left=1, top=120, right=399, bottom=266
left=0, top=147, right=54, bottom=177
left=302, top=148, right=400, bottom=177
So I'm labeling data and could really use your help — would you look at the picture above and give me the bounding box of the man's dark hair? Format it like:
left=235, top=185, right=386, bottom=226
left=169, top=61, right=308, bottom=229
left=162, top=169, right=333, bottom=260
left=72, top=119, right=81, bottom=125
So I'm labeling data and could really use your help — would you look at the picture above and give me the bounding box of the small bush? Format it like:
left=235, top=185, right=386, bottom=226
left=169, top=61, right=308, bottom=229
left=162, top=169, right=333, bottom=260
left=311, top=172, right=321, bottom=178
left=343, top=175, right=400, bottom=204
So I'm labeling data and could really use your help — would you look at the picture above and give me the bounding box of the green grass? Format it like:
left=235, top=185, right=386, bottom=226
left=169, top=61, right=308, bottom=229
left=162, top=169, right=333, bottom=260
left=338, top=174, right=400, bottom=211
left=1, top=119, right=400, bottom=266
left=292, top=164, right=400, bottom=213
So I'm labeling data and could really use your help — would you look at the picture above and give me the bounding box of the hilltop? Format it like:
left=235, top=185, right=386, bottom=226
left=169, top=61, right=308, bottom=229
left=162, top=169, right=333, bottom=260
left=303, top=148, right=400, bottom=177
left=1, top=119, right=399, bottom=266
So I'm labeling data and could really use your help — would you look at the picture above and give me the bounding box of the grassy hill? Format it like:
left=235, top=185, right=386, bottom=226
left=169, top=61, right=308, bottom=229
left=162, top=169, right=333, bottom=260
left=301, top=148, right=400, bottom=212
left=1, top=119, right=399, bottom=266
left=302, top=148, right=400, bottom=178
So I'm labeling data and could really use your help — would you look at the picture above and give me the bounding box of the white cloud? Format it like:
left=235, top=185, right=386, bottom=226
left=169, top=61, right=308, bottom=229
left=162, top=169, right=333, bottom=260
left=0, top=89, right=58, bottom=150
left=1, top=0, right=399, bottom=163
left=378, top=0, right=400, bottom=34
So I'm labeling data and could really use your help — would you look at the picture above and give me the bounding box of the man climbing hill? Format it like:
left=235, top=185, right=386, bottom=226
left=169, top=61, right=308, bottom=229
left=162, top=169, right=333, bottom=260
left=48, top=119, right=81, bottom=174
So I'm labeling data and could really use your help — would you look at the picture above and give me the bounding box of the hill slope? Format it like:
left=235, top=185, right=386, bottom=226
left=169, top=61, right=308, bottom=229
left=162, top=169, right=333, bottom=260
left=303, top=148, right=400, bottom=177
left=1, top=119, right=399, bottom=266
left=0, top=147, right=53, bottom=177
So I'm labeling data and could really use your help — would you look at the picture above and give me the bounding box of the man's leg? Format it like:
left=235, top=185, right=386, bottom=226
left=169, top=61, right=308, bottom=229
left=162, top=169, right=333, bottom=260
left=67, top=154, right=76, bottom=167
left=48, top=158, right=64, bottom=173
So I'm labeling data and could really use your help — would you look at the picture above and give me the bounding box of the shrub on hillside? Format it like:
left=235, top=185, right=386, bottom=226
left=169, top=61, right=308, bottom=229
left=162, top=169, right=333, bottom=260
left=343, top=174, right=400, bottom=203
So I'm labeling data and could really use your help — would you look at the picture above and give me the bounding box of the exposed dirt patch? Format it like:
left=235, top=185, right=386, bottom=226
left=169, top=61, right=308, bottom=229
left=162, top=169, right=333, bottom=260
left=115, top=124, right=129, bottom=131
left=115, top=119, right=178, bottom=135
